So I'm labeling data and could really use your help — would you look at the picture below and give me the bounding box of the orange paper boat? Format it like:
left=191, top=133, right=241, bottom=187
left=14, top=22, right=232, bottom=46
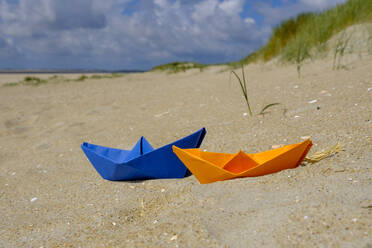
left=173, top=139, right=312, bottom=184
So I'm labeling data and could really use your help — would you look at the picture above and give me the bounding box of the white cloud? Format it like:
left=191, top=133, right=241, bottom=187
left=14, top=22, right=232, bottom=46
left=0, top=0, right=348, bottom=70
left=219, top=0, right=244, bottom=15
left=0, top=0, right=264, bottom=69
left=244, top=17, right=255, bottom=24
left=192, top=0, right=218, bottom=21
left=255, top=0, right=347, bottom=26
left=154, top=0, right=168, bottom=8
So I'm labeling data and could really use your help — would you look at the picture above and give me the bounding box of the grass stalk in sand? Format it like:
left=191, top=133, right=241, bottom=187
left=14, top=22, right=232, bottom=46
left=259, top=103, right=280, bottom=116
left=231, top=65, right=252, bottom=117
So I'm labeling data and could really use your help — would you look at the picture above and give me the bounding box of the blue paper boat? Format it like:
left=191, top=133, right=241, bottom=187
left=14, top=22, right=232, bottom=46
left=81, top=128, right=206, bottom=181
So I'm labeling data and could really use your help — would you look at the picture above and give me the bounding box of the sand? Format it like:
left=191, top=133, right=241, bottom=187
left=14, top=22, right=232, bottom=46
left=0, top=52, right=371, bottom=247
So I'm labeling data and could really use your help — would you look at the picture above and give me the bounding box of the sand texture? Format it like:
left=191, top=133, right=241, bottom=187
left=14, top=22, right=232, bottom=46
left=0, top=53, right=371, bottom=247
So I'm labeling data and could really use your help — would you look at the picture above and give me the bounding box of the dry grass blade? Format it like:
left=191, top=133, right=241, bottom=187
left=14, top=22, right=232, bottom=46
left=304, top=143, right=343, bottom=163
left=230, top=65, right=252, bottom=116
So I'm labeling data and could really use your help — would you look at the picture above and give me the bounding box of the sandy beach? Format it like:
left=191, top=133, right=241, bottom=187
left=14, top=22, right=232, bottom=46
left=0, top=52, right=371, bottom=247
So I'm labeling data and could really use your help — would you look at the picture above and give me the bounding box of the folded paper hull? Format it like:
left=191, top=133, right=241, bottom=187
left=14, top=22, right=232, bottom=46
left=81, top=128, right=206, bottom=181
left=173, top=139, right=312, bottom=184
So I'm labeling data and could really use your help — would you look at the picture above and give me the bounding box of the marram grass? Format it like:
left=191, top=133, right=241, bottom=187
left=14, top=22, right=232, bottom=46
left=3, top=73, right=124, bottom=87
left=151, top=62, right=209, bottom=73
left=236, top=0, right=372, bottom=66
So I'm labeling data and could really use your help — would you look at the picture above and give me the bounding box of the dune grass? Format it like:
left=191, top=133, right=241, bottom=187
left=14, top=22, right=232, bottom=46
left=72, top=73, right=122, bottom=82
left=282, top=33, right=311, bottom=78
left=236, top=0, right=371, bottom=66
left=74, top=75, right=89, bottom=81
left=227, top=51, right=260, bottom=69
left=332, top=31, right=353, bottom=69
left=3, top=73, right=124, bottom=87
left=151, top=62, right=209, bottom=73
left=4, top=76, right=48, bottom=86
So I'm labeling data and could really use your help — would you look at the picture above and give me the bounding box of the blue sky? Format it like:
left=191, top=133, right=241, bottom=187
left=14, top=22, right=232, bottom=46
left=0, top=0, right=346, bottom=70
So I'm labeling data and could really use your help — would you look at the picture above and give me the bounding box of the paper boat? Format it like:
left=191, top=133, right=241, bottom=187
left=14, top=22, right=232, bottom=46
left=173, top=139, right=312, bottom=184
left=81, top=128, right=206, bottom=181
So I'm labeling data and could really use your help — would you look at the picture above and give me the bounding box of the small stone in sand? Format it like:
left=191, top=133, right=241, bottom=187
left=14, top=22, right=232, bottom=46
left=308, top=99, right=317, bottom=104
left=30, top=197, right=38, bottom=202
left=170, top=235, right=177, bottom=241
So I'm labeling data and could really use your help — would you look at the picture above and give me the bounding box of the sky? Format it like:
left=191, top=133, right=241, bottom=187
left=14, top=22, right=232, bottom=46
left=0, top=0, right=347, bottom=70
